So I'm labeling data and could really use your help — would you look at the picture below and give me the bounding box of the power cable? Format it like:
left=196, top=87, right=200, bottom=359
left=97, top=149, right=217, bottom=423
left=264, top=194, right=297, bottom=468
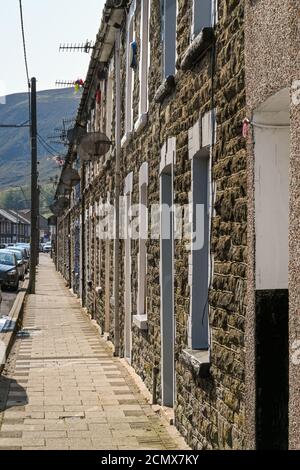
left=37, top=133, right=65, bottom=157
left=19, top=0, right=30, bottom=87
left=18, top=0, right=31, bottom=129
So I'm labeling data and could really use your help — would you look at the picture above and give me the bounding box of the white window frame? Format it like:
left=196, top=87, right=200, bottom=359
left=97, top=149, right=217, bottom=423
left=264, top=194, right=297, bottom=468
left=135, top=0, right=151, bottom=132
left=191, top=0, right=218, bottom=42
left=187, top=110, right=216, bottom=350
left=106, top=59, right=114, bottom=145
left=133, top=162, right=148, bottom=330
left=122, top=0, right=136, bottom=147
left=124, top=172, right=134, bottom=363
left=161, top=0, right=177, bottom=79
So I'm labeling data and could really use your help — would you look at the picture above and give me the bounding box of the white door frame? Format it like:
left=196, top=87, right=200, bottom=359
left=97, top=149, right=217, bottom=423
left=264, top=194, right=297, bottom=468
left=124, top=172, right=133, bottom=363
left=160, top=138, right=176, bottom=407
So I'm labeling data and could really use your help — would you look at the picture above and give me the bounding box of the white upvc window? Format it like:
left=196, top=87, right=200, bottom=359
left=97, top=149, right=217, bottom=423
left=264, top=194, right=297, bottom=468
left=187, top=110, right=216, bottom=350
left=138, top=163, right=148, bottom=312
left=133, top=162, right=148, bottom=330
left=122, top=0, right=136, bottom=146
left=191, top=0, right=218, bottom=41
left=161, top=0, right=177, bottom=78
left=135, top=0, right=151, bottom=132
left=106, top=60, right=114, bottom=145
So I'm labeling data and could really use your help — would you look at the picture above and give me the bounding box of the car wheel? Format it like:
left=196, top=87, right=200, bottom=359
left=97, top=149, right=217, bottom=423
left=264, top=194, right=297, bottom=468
left=12, top=279, right=19, bottom=292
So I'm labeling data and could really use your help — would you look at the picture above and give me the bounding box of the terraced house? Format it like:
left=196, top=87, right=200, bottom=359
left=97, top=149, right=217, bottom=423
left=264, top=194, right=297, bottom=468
left=53, top=0, right=300, bottom=449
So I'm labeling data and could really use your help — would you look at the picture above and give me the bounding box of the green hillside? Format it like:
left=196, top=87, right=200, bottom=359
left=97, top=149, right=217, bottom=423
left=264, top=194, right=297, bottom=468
left=0, top=88, right=80, bottom=191
left=0, top=183, right=56, bottom=218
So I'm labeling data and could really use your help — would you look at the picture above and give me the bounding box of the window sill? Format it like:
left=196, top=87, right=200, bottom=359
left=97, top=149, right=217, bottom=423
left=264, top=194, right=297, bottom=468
left=180, top=27, right=214, bottom=71
left=121, top=131, right=132, bottom=148
left=134, top=113, right=148, bottom=134
left=133, top=314, right=148, bottom=330
left=154, top=75, right=176, bottom=104
left=180, top=348, right=210, bottom=378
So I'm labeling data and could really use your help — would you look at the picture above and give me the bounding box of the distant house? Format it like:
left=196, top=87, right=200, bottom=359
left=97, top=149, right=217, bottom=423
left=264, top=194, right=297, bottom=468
left=0, top=208, right=30, bottom=244
left=19, top=210, right=50, bottom=242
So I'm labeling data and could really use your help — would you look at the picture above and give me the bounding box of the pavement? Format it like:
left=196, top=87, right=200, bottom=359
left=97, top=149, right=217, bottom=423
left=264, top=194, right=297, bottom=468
left=0, top=254, right=187, bottom=450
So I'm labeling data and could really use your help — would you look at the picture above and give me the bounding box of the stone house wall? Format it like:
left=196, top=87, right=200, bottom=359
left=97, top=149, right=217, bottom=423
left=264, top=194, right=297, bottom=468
left=114, top=0, right=247, bottom=449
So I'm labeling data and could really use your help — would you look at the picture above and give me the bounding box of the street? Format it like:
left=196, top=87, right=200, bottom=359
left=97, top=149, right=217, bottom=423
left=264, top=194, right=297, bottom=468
left=1, top=289, right=18, bottom=317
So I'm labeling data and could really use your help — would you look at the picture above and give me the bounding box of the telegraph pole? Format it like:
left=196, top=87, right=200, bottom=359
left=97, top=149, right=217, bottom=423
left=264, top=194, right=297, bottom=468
left=29, top=77, right=38, bottom=294
left=113, top=28, right=121, bottom=356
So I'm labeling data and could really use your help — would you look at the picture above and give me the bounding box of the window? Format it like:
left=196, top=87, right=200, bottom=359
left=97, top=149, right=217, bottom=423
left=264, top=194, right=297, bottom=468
left=123, top=0, right=136, bottom=144
left=191, top=0, right=218, bottom=41
left=161, top=0, right=177, bottom=78
left=134, top=163, right=148, bottom=328
left=189, top=153, right=210, bottom=349
left=135, top=0, right=151, bottom=131
left=106, top=60, right=114, bottom=145
left=187, top=111, right=216, bottom=350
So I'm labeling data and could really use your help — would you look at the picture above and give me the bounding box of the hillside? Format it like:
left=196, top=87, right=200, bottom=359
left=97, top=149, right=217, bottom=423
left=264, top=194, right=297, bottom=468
left=0, top=88, right=81, bottom=191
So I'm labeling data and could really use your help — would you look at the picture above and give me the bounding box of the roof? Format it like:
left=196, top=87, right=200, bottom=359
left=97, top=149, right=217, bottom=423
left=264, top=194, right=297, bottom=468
left=54, top=1, right=127, bottom=202
left=0, top=208, right=19, bottom=223
left=0, top=208, right=31, bottom=225
left=9, top=210, right=31, bottom=225
left=17, top=210, right=48, bottom=230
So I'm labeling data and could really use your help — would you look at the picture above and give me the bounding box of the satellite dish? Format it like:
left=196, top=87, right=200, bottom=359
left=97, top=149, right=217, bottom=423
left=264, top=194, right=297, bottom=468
left=67, top=125, right=86, bottom=144
left=50, top=197, right=69, bottom=216
left=57, top=182, right=69, bottom=195
left=78, top=132, right=111, bottom=160
left=61, top=167, right=80, bottom=186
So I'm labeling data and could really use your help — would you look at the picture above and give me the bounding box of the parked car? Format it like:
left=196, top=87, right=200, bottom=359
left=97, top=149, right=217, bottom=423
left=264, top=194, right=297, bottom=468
left=2, top=249, right=26, bottom=280
left=12, top=246, right=30, bottom=272
left=15, top=243, right=30, bottom=255
left=43, top=243, right=52, bottom=253
left=0, top=251, right=19, bottom=291
left=0, top=244, right=7, bottom=249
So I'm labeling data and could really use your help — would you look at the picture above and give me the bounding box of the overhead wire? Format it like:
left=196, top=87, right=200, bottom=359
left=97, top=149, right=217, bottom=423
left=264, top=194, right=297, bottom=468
left=37, top=133, right=65, bottom=158
left=18, top=0, right=31, bottom=124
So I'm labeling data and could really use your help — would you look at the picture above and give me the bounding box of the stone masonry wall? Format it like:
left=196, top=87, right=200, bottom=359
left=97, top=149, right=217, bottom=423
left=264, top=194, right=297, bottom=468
left=118, top=0, right=247, bottom=449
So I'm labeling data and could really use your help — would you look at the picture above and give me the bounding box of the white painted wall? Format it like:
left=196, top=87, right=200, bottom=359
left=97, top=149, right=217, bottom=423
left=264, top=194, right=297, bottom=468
left=255, top=125, right=290, bottom=289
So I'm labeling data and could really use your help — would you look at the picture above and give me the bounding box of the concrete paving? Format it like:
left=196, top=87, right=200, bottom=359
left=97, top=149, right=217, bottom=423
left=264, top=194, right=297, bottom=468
left=0, top=254, right=187, bottom=450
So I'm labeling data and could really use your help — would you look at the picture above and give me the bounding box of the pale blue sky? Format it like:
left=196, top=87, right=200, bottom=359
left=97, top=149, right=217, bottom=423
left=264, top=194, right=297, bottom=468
left=0, top=0, right=105, bottom=96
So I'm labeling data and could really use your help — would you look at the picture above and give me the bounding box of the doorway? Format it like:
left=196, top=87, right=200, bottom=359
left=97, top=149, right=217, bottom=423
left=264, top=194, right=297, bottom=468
left=254, top=88, right=290, bottom=449
left=160, top=167, right=175, bottom=407
left=124, top=174, right=133, bottom=363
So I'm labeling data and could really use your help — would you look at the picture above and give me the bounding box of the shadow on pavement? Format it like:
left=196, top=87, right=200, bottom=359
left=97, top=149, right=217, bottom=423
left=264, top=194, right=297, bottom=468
left=0, top=375, right=28, bottom=412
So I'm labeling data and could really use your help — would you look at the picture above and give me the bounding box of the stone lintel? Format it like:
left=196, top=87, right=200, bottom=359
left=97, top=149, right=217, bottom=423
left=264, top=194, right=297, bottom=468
left=180, top=28, right=214, bottom=71
left=134, top=112, right=148, bottom=134
left=154, top=76, right=176, bottom=104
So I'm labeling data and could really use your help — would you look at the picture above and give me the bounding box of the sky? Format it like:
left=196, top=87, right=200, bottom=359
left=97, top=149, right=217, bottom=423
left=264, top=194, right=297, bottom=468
left=0, top=0, right=105, bottom=97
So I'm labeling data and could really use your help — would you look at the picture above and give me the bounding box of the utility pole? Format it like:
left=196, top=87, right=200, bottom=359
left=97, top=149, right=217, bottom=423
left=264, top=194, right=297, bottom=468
left=37, top=185, right=40, bottom=266
left=113, top=28, right=121, bottom=357
left=29, top=77, right=38, bottom=294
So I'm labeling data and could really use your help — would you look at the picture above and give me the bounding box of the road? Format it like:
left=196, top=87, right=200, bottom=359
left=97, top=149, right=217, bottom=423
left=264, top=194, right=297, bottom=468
left=0, top=277, right=26, bottom=317
left=0, top=289, right=18, bottom=316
